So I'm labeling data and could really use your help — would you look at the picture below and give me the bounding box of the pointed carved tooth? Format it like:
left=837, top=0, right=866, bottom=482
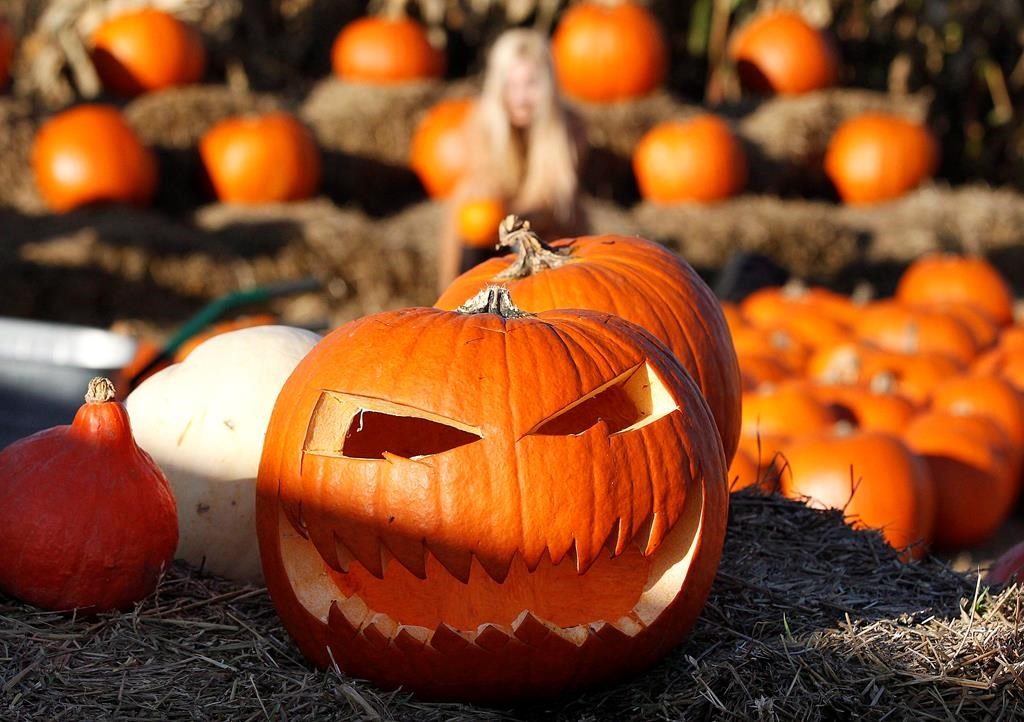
left=380, top=533, right=427, bottom=580
left=473, top=623, right=512, bottom=652
left=557, top=625, right=589, bottom=647
left=474, top=552, right=514, bottom=585
left=632, top=514, right=657, bottom=556
left=367, top=612, right=398, bottom=640
left=430, top=623, right=472, bottom=653
left=511, top=611, right=552, bottom=647
left=393, top=625, right=430, bottom=653
left=611, top=612, right=646, bottom=637
left=333, top=535, right=354, bottom=573
left=360, top=620, right=388, bottom=647
left=604, top=518, right=624, bottom=558
left=336, top=594, right=371, bottom=628
left=308, top=528, right=342, bottom=572
left=328, top=601, right=359, bottom=642
left=589, top=620, right=631, bottom=645
left=335, top=531, right=385, bottom=578
left=281, top=501, right=307, bottom=538
left=425, top=543, right=473, bottom=584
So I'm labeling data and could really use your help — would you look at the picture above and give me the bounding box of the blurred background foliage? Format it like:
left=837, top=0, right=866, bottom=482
left=5, top=0, right=1023, bottom=186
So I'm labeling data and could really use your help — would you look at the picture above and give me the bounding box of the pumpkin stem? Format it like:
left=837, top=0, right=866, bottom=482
left=456, top=285, right=529, bottom=319
left=494, top=215, right=569, bottom=280
left=85, top=377, right=116, bottom=404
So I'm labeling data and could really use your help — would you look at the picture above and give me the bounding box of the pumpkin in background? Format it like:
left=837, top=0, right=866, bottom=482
left=852, top=302, right=979, bottom=366
left=738, top=353, right=790, bottom=390
left=0, top=378, right=177, bottom=611
left=633, top=116, right=747, bottom=203
left=552, top=2, right=667, bottom=103
left=811, top=381, right=917, bottom=436
left=0, top=16, right=14, bottom=89
left=256, top=286, right=728, bottom=701
left=896, top=254, right=1013, bottom=327
left=825, top=114, right=939, bottom=204
left=331, top=16, right=443, bottom=84
left=985, top=541, right=1024, bottom=586
left=90, top=8, right=206, bottom=97
left=436, top=217, right=742, bottom=463
left=729, top=11, right=838, bottom=95
left=728, top=446, right=779, bottom=493
left=410, top=98, right=474, bottom=198
left=928, top=302, right=1000, bottom=351
left=904, top=412, right=1016, bottom=549
left=456, top=198, right=506, bottom=248
left=126, top=326, right=320, bottom=583
left=931, top=375, right=1024, bottom=450
left=199, top=112, right=321, bottom=204
left=741, top=282, right=862, bottom=329
left=740, top=385, right=836, bottom=447
left=32, top=104, right=157, bottom=212
left=730, top=325, right=809, bottom=375
left=780, top=429, right=934, bottom=558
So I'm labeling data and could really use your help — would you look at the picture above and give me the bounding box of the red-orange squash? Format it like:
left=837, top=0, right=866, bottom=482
left=552, top=2, right=667, bottom=103
left=633, top=116, right=747, bottom=203
left=256, top=286, right=728, bottom=701
left=825, top=114, right=939, bottom=204
left=200, top=112, right=321, bottom=204
left=410, top=98, right=474, bottom=199
left=780, top=430, right=934, bottom=558
left=331, top=16, right=444, bottom=84
left=729, top=11, right=838, bottom=95
left=896, top=254, right=1013, bottom=327
left=32, top=104, right=157, bottom=212
left=0, top=378, right=177, bottom=611
left=436, top=217, right=742, bottom=463
left=91, top=8, right=206, bottom=97
left=0, top=16, right=14, bottom=89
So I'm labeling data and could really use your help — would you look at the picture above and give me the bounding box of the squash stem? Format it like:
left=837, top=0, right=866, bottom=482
left=456, top=285, right=529, bottom=319
left=494, top=215, right=569, bottom=280
left=85, top=377, right=116, bottom=404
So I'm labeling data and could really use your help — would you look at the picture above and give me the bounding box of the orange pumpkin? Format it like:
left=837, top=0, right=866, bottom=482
left=811, top=382, right=917, bottom=436
left=32, top=104, right=157, bottom=212
left=741, top=283, right=861, bottom=329
left=738, top=353, right=790, bottom=391
left=0, top=378, right=177, bottom=611
left=0, top=16, right=14, bottom=89
left=852, top=301, right=979, bottom=366
left=456, top=198, right=506, bottom=249
left=728, top=446, right=779, bottom=494
left=552, top=2, right=667, bottom=103
left=410, top=98, right=474, bottom=199
left=91, top=8, right=206, bottom=97
left=904, top=412, right=1016, bottom=549
left=199, top=112, right=321, bottom=204
left=437, top=217, right=742, bottom=463
left=896, top=254, right=1013, bottom=327
left=825, top=114, right=939, bottom=204
left=633, top=116, right=747, bottom=203
left=255, top=286, right=728, bottom=701
left=925, top=302, right=1000, bottom=351
left=740, top=386, right=836, bottom=445
left=331, top=16, right=444, bottom=84
left=731, top=325, right=809, bottom=375
left=729, top=11, right=838, bottom=95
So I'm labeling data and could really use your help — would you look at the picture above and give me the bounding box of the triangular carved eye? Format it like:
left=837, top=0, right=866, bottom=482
left=304, top=392, right=482, bottom=460
left=527, top=362, right=678, bottom=437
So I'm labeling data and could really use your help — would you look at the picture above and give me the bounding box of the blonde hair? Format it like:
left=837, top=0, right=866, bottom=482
left=467, top=29, right=580, bottom=225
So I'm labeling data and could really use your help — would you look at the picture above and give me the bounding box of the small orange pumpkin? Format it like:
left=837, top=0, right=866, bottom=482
left=729, top=11, right=838, bottom=95
left=199, top=112, right=321, bottom=204
left=633, top=116, right=747, bottom=203
left=896, top=254, right=1013, bottom=327
left=852, top=301, right=979, bottom=366
left=410, top=98, right=474, bottom=199
left=825, top=114, right=939, bottom=204
left=738, top=353, right=791, bottom=391
left=552, top=2, right=667, bottom=103
left=728, top=446, right=779, bottom=494
left=731, top=325, right=809, bottom=375
left=91, top=8, right=206, bottom=97
left=740, top=386, right=836, bottom=449
left=456, top=198, right=506, bottom=249
left=32, top=104, right=158, bottom=212
left=741, top=283, right=862, bottom=329
left=811, top=382, right=917, bottom=436
left=331, top=16, right=444, bottom=84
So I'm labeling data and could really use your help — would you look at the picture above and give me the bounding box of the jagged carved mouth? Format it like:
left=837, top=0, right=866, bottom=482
left=277, top=482, right=704, bottom=647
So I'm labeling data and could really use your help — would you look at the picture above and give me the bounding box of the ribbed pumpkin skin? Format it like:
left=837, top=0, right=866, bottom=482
left=331, top=17, right=443, bottom=84
left=552, top=2, right=667, bottom=103
left=436, top=235, right=742, bottom=463
left=896, top=254, right=1013, bottom=327
left=256, top=304, right=728, bottom=701
left=409, top=98, right=473, bottom=198
left=0, top=386, right=178, bottom=612
left=91, top=9, right=206, bottom=97
left=729, top=11, right=838, bottom=95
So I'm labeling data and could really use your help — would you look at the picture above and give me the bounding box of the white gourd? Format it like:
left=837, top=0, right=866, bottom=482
left=126, top=325, right=320, bottom=583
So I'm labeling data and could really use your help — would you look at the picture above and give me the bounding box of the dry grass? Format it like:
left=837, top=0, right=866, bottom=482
left=2, top=492, right=1021, bottom=720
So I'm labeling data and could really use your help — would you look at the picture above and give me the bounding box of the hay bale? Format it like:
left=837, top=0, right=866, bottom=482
left=0, top=97, right=44, bottom=212
left=1, top=493, right=1020, bottom=719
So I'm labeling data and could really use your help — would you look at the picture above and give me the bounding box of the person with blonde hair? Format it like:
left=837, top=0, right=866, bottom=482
left=437, top=28, right=588, bottom=290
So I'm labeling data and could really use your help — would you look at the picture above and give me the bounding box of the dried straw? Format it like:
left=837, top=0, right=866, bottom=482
left=2, top=492, right=1021, bottom=720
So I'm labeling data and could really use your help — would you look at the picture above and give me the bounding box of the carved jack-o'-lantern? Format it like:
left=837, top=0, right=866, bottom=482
left=256, top=287, right=728, bottom=702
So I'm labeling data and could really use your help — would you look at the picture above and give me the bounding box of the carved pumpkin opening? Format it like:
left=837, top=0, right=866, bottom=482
left=342, top=411, right=481, bottom=460
left=530, top=362, right=678, bottom=436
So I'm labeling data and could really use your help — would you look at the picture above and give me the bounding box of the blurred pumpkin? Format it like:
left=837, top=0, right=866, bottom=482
left=200, top=112, right=321, bottom=204
left=0, top=378, right=177, bottom=611
left=811, top=382, right=917, bottom=436
left=256, top=286, right=728, bottom=700
left=32, top=104, right=157, bottom=212
left=740, top=386, right=836, bottom=444
left=731, top=325, right=809, bottom=375
left=741, top=282, right=862, bottom=329
left=552, top=2, right=667, bottom=103
left=437, top=217, right=742, bottom=463
left=729, top=11, right=838, bottom=95
left=896, top=254, right=1013, bottom=327
left=0, top=16, right=14, bottom=89
left=984, top=541, right=1024, bottom=586
left=331, top=16, right=443, bottom=84
left=852, top=302, right=979, bottom=366
left=780, top=429, right=934, bottom=558
left=738, top=353, right=790, bottom=390
left=925, top=302, right=1000, bottom=351
left=90, top=8, right=206, bottom=97
left=825, top=114, right=939, bottom=204
left=728, top=446, right=779, bottom=494
left=633, top=116, right=747, bottom=203
left=456, top=199, right=506, bottom=249
left=410, top=98, right=474, bottom=198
